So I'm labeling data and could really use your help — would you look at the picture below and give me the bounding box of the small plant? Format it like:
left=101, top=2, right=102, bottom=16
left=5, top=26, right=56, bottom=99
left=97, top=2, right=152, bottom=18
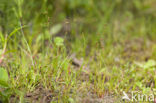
left=135, top=59, right=156, bottom=69
left=0, top=67, right=10, bottom=102
left=54, top=37, right=64, bottom=47
left=0, top=67, right=9, bottom=87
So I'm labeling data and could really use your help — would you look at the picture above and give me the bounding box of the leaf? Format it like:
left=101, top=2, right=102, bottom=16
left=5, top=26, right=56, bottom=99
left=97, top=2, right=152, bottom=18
left=54, top=37, right=64, bottom=47
left=99, top=68, right=106, bottom=74
left=136, top=82, right=142, bottom=88
left=133, top=0, right=142, bottom=9
left=0, top=49, right=3, bottom=55
left=7, top=25, right=27, bottom=41
left=135, top=60, right=156, bottom=69
left=68, top=97, right=74, bottom=103
left=144, top=60, right=156, bottom=69
left=50, top=24, right=62, bottom=35
left=0, top=31, right=5, bottom=43
left=0, top=67, right=9, bottom=87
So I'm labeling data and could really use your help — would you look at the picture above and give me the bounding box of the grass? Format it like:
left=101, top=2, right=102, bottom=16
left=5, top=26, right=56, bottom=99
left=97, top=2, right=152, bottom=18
left=0, top=0, right=156, bottom=102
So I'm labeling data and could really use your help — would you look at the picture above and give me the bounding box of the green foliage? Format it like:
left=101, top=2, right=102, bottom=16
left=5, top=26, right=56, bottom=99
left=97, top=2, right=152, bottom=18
left=54, top=37, right=64, bottom=47
left=0, top=67, right=8, bottom=87
left=50, top=24, right=62, bottom=35
left=0, top=0, right=156, bottom=102
left=0, top=67, right=10, bottom=103
left=135, top=60, right=156, bottom=69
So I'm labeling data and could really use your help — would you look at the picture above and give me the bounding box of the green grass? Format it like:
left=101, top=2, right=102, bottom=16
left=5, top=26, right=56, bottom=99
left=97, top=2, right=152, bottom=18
left=0, top=0, right=156, bottom=102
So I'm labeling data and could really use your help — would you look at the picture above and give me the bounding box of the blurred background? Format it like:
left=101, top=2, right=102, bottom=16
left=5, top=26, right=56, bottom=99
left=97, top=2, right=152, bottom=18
left=0, top=0, right=156, bottom=39
left=0, top=0, right=156, bottom=75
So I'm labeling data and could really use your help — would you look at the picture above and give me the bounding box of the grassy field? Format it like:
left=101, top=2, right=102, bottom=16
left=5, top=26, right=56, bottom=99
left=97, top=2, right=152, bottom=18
left=0, top=0, right=156, bottom=103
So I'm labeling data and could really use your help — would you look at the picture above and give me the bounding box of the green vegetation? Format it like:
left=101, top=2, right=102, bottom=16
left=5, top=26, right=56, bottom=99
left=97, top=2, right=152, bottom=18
left=0, top=0, right=156, bottom=102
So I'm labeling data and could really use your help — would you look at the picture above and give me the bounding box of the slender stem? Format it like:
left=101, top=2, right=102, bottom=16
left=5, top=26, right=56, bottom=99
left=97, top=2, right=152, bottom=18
left=19, top=20, right=35, bottom=67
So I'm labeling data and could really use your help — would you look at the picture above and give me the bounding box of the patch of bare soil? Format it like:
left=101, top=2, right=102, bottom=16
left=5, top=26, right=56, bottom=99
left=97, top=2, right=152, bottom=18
left=76, top=93, right=121, bottom=103
left=10, top=86, right=53, bottom=103
left=25, top=88, right=53, bottom=103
